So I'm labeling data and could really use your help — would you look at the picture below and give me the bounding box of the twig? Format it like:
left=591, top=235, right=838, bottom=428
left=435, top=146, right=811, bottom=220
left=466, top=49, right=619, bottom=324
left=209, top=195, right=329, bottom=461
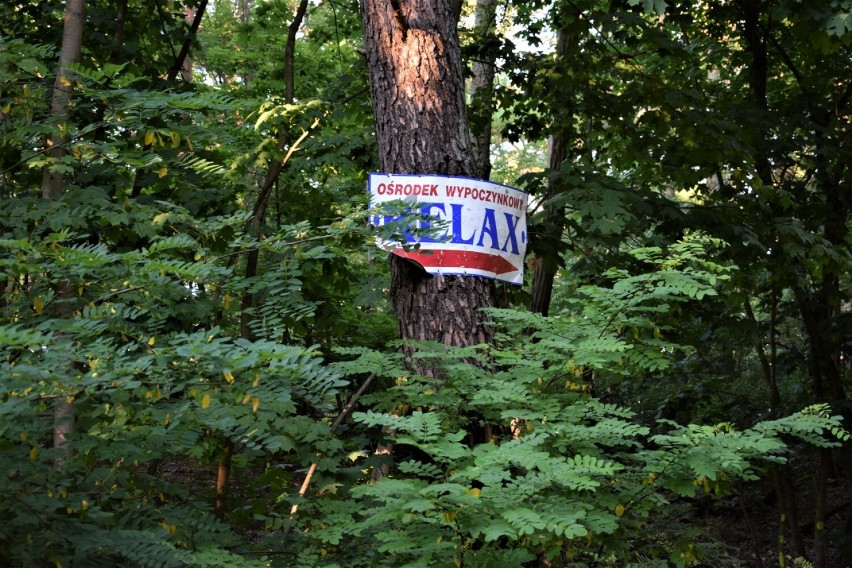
left=284, top=372, right=376, bottom=533
left=93, top=285, right=147, bottom=304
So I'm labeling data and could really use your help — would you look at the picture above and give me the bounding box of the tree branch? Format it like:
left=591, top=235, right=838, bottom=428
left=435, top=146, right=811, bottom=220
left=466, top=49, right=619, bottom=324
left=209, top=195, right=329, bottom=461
left=284, top=373, right=377, bottom=532
left=167, top=0, right=209, bottom=82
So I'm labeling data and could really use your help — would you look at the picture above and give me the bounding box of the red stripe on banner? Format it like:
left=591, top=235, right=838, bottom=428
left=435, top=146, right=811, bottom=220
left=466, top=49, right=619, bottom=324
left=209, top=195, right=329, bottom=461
left=393, top=249, right=519, bottom=275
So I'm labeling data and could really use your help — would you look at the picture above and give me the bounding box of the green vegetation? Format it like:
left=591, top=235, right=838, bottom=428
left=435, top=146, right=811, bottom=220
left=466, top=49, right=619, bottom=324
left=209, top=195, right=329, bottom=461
left=1, top=1, right=850, bottom=566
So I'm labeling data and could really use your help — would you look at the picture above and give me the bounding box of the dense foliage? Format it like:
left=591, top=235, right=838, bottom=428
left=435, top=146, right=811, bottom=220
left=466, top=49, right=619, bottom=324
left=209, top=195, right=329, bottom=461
left=1, top=1, right=850, bottom=567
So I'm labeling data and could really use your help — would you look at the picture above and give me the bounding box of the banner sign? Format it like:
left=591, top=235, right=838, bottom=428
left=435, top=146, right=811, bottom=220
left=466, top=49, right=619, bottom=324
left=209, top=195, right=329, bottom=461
left=368, top=173, right=528, bottom=285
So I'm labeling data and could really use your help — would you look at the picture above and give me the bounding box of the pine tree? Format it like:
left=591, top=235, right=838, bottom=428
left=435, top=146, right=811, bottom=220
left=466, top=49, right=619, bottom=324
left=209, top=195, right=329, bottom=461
left=359, top=0, right=497, bottom=376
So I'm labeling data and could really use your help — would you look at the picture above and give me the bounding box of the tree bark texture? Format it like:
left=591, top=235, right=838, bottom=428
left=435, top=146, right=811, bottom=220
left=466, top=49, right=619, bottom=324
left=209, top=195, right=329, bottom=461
left=360, top=0, right=496, bottom=372
left=42, top=0, right=86, bottom=200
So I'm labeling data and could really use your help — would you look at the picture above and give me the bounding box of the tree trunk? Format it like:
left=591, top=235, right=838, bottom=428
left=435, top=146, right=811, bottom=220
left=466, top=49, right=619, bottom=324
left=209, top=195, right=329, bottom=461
left=214, top=438, right=234, bottom=520
left=528, top=129, right=568, bottom=316
left=360, top=0, right=497, bottom=374
left=744, top=297, right=805, bottom=558
left=740, top=4, right=848, bottom=565
left=42, top=0, right=86, bottom=200
left=110, top=0, right=128, bottom=63
left=53, top=390, right=75, bottom=467
left=239, top=0, right=253, bottom=24
left=94, top=0, right=128, bottom=146
left=43, top=0, right=86, bottom=467
left=226, top=0, right=311, bottom=519
left=239, top=0, right=309, bottom=341
left=468, top=0, right=496, bottom=180
left=239, top=0, right=254, bottom=84
left=130, top=1, right=207, bottom=199
left=813, top=449, right=832, bottom=568
left=528, top=15, right=570, bottom=316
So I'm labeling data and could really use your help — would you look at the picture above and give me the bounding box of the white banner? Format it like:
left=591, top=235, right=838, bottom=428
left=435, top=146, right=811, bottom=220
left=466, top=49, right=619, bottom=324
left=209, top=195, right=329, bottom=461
left=368, top=173, right=528, bottom=285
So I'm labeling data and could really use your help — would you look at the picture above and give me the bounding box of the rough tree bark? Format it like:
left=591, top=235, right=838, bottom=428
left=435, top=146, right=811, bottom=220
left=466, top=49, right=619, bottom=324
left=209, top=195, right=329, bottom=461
left=359, top=0, right=497, bottom=377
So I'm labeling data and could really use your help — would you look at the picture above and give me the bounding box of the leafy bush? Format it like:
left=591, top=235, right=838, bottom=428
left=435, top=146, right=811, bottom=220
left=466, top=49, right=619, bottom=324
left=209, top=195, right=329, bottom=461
left=0, top=191, right=359, bottom=566
left=277, top=236, right=848, bottom=567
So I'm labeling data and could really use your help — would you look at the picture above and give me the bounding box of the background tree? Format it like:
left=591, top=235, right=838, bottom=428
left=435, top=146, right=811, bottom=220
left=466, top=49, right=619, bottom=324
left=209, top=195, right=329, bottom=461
left=40, top=0, right=86, bottom=468
left=42, top=0, right=85, bottom=199
left=466, top=0, right=497, bottom=180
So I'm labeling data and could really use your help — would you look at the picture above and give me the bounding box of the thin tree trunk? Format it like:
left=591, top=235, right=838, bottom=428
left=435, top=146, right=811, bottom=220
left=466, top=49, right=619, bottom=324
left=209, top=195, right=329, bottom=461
left=53, top=392, right=75, bottom=466
left=285, top=373, right=376, bottom=530
left=741, top=0, right=774, bottom=186
left=180, top=5, right=197, bottom=82
left=744, top=297, right=805, bottom=558
left=94, top=0, right=128, bottom=146
left=110, top=0, right=128, bottom=62
left=43, top=0, right=86, bottom=467
left=528, top=131, right=568, bottom=316
left=42, top=0, right=86, bottom=200
left=167, top=0, right=208, bottom=82
left=528, top=18, right=570, bottom=317
left=813, top=450, right=831, bottom=568
left=214, top=438, right=234, bottom=520
left=795, top=26, right=849, bottom=568
left=743, top=297, right=781, bottom=418
left=741, top=7, right=821, bottom=563
left=239, top=0, right=309, bottom=340
left=225, top=0, right=310, bottom=519
left=130, top=1, right=207, bottom=198
left=239, top=0, right=253, bottom=24
left=239, top=0, right=254, bottom=84
left=468, top=0, right=496, bottom=180
left=741, top=4, right=847, bottom=565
